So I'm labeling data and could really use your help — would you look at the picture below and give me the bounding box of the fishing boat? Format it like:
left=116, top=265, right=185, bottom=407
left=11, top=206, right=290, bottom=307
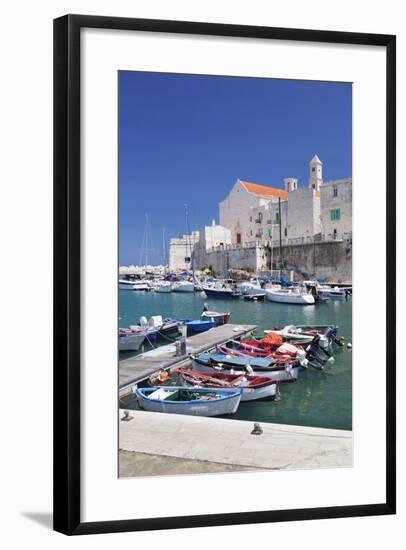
left=183, top=318, right=216, bottom=334
left=135, top=386, right=242, bottom=416
left=174, top=369, right=278, bottom=402
left=265, top=286, right=315, bottom=304
left=201, top=309, right=230, bottom=326
left=118, top=330, right=145, bottom=351
left=203, top=285, right=241, bottom=299
left=223, top=338, right=308, bottom=364
left=190, top=355, right=300, bottom=382
left=125, top=316, right=181, bottom=342
left=268, top=324, right=339, bottom=348
left=191, top=350, right=301, bottom=371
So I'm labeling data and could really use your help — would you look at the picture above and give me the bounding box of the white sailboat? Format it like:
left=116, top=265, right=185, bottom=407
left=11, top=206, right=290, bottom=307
left=266, top=286, right=315, bottom=304
left=173, top=281, right=194, bottom=292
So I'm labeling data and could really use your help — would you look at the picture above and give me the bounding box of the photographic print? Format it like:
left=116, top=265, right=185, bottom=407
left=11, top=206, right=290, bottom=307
left=118, top=71, right=353, bottom=478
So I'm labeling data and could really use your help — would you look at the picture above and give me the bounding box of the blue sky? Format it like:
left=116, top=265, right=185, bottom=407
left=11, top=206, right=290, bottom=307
left=119, top=71, right=352, bottom=265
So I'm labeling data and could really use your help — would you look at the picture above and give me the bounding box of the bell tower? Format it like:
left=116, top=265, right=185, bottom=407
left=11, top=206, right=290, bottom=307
left=284, top=177, right=298, bottom=193
left=309, top=154, right=323, bottom=191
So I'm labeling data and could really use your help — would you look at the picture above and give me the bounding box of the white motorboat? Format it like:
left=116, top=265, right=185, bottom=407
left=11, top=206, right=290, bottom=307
left=265, top=286, right=315, bottom=305
left=303, top=281, right=348, bottom=300
left=119, top=279, right=137, bottom=290
left=317, top=286, right=347, bottom=300
left=118, top=330, right=145, bottom=351
left=173, top=281, right=194, bottom=292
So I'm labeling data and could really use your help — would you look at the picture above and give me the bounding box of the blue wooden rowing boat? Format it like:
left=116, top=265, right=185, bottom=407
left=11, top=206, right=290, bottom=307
left=135, top=386, right=242, bottom=416
left=183, top=319, right=216, bottom=334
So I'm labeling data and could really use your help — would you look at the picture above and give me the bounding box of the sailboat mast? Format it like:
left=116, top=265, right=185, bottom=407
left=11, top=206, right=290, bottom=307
left=162, top=227, right=166, bottom=271
left=145, top=212, right=149, bottom=273
left=184, top=204, right=195, bottom=278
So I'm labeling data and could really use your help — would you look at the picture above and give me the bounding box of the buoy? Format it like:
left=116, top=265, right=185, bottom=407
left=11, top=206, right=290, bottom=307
left=347, top=343, right=352, bottom=349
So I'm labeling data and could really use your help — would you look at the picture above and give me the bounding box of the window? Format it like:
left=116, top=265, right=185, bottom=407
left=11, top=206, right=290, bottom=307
left=333, top=186, right=338, bottom=197
left=258, top=212, right=263, bottom=222
left=333, top=229, right=337, bottom=240
left=268, top=229, right=272, bottom=238
left=236, top=233, right=241, bottom=244
left=250, top=230, right=253, bottom=236
left=312, top=167, right=316, bottom=172
left=249, top=216, right=252, bottom=222
left=275, top=211, right=280, bottom=223
left=284, top=227, right=287, bottom=237
left=330, top=208, right=341, bottom=221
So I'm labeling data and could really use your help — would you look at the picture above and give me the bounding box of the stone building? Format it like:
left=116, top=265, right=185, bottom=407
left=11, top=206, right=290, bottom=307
left=219, top=155, right=351, bottom=247
left=168, top=155, right=352, bottom=279
left=219, top=179, right=288, bottom=245
left=320, top=178, right=352, bottom=241
left=168, top=231, right=199, bottom=272
left=194, top=222, right=232, bottom=269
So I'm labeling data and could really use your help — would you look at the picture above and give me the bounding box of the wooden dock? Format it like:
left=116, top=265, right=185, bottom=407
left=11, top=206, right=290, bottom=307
left=119, top=323, right=256, bottom=395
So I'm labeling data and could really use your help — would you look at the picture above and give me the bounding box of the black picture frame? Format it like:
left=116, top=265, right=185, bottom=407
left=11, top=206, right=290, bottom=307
left=53, top=14, right=396, bottom=535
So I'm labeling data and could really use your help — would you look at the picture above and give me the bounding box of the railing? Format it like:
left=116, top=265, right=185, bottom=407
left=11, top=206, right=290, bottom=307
left=206, top=233, right=352, bottom=253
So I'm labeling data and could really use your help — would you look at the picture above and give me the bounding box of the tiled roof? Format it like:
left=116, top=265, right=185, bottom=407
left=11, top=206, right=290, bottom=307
left=240, top=180, right=288, bottom=200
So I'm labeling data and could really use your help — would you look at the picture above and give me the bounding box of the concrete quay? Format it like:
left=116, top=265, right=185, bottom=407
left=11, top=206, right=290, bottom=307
left=119, top=410, right=352, bottom=476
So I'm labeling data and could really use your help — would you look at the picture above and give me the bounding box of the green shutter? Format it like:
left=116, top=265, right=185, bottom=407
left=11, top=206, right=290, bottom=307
left=330, top=209, right=334, bottom=221
left=336, top=208, right=341, bottom=220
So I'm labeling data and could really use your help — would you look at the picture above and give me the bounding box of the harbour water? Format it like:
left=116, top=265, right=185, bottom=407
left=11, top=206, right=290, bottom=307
left=119, top=290, right=352, bottom=431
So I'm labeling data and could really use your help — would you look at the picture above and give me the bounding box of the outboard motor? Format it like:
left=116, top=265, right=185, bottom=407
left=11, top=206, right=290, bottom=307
left=326, top=326, right=343, bottom=347
left=305, top=335, right=327, bottom=369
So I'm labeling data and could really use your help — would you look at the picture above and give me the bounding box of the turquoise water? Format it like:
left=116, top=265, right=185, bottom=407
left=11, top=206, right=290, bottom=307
left=119, top=290, right=352, bottom=430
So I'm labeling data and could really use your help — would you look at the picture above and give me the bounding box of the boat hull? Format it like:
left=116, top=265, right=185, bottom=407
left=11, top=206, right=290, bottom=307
left=118, top=332, right=145, bottom=351
left=135, top=387, right=242, bottom=416
left=266, top=290, right=315, bottom=304
left=201, top=311, right=230, bottom=326
left=185, top=320, right=215, bottom=334
left=173, top=282, right=194, bottom=292
left=182, top=378, right=277, bottom=401
left=191, top=360, right=299, bottom=382
left=203, top=288, right=241, bottom=299
left=155, top=284, right=172, bottom=293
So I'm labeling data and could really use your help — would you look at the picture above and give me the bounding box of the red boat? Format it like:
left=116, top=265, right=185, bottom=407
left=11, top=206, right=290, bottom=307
left=173, top=368, right=279, bottom=402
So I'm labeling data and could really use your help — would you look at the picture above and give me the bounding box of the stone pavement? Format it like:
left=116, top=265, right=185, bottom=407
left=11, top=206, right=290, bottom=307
left=119, top=410, right=352, bottom=474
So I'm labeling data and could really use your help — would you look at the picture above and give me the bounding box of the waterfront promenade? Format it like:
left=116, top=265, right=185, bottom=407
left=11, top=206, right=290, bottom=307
left=119, top=410, right=352, bottom=476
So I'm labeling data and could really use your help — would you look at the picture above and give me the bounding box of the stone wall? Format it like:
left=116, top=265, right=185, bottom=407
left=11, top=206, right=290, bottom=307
left=279, top=239, right=352, bottom=283
left=196, top=238, right=352, bottom=283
